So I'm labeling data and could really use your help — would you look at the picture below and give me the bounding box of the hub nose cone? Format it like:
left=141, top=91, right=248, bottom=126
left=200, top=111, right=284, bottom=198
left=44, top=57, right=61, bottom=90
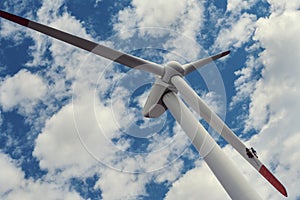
left=166, top=61, right=181, bottom=68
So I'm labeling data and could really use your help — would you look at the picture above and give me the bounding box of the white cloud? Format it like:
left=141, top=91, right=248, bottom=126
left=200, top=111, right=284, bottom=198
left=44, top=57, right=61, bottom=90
left=0, top=153, right=23, bottom=194
left=133, top=0, right=186, bottom=28
left=227, top=0, right=258, bottom=14
left=246, top=9, right=300, bottom=132
left=33, top=102, right=97, bottom=177
left=94, top=151, right=185, bottom=200
left=5, top=0, right=300, bottom=199
left=0, top=70, right=47, bottom=113
left=25, top=3, right=191, bottom=200
left=0, top=20, right=26, bottom=43
left=166, top=2, right=300, bottom=199
left=0, top=152, right=82, bottom=200
left=154, top=158, right=184, bottom=184
left=28, top=1, right=228, bottom=198
left=200, top=91, right=224, bottom=116
left=26, top=1, right=98, bottom=68
left=213, top=13, right=257, bottom=51
left=267, top=0, right=300, bottom=13
left=95, top=169, right=148, bottom=200
left=0, top=113, right=2, bottom=127
left=113, top=0, right=204, bottom=63
left=36, top=0, right=66, bottom=23
left=230, top=55, right=261, bottom=111
left=228, top=2, right=300, bottom=199
left=1, top=1, right=207, bottom=200
left=112, top=0, right=207, bottom=73
left=114, top=0, right=203, bottom=38
left=1, top=1, right=162, bottom=198
left=246, top=8, right=300, bottom=199
left=165, top=161, right=231, bottom=200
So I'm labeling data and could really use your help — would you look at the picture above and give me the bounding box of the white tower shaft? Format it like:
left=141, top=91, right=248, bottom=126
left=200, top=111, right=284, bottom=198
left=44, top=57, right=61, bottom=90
left=163, top=92, right=261, bottom=200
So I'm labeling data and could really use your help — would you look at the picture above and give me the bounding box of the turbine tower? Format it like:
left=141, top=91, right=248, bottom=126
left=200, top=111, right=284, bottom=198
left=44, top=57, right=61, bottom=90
left=0, top=10, right=288, bottom=199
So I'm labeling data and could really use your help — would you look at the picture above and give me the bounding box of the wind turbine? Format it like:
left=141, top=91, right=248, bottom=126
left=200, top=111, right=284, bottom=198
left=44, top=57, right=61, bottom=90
left=0, top=10, right=288, bottom=199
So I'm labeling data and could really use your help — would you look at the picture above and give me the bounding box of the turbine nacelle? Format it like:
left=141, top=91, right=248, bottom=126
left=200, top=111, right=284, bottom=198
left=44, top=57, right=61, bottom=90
left=142, top=61, right=183, bottom=118
left=141, top=52, right=232, bottom=118
left=141, top=78, right=170, bottom=118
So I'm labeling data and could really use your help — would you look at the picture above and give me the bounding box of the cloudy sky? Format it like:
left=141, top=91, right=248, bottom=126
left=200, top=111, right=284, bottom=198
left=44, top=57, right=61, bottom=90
left=0, top=0, right=300, bottom=199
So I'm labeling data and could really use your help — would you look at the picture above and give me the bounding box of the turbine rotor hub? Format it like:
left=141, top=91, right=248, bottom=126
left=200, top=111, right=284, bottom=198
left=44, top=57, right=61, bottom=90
left=161, top=61, right=184, bottom=84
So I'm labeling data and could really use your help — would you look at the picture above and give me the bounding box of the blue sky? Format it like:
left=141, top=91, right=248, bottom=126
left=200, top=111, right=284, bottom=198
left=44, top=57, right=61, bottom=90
left=0, top=0, right=300, bottom=199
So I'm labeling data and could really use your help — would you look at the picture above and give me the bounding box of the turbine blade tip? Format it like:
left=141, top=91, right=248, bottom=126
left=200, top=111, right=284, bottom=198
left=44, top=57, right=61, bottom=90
left=223, top=50, right=231, bottom=56
left=259, top=165, right=288, bottom=197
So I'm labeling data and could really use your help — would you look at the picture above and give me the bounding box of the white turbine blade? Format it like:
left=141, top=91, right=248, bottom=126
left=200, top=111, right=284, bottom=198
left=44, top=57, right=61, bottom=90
left=171, top=75, right=288, bottom=197
left=163, top=92, right=262, bottom=200
left=182, top=51, right=230, bottom=75
left=0, top=10, right=164, bottom=76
